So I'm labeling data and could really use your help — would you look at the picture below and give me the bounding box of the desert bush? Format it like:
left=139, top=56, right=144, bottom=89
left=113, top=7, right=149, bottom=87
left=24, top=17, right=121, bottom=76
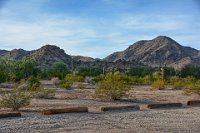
left=60, top=74, right=84, bottom=89
left=95, top=74, right=131, bottom=101
left=34, top=89, right=55, bottom=99
left=60, top=81, right=72, bottom=89
left=0, top=89, right=31, bottom=111
left=168, top=76, right=196, bottom=90
left=26, top=76, right=43, bottom=91
left=64, top=74, right=84, bottom=82
left=151, top=80, right=165, bottom=90
left=184, top=84, right=200, bottom=96
left=93, top=74, right=105, bottom=83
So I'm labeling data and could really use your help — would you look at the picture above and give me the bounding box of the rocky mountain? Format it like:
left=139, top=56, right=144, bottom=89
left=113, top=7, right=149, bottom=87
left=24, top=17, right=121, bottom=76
left=0, top=45, right=72, bottom=68
left=0, top=36, right=200, bottom=69
left=0, top=49, right=30, bottom=60
left=0, top=50, right=9, bottom=55
left=27, top=45, right=72, bottom=68
left=104, top=36, right=200, bottom=69
left=72, top=55, right=95, bottom=62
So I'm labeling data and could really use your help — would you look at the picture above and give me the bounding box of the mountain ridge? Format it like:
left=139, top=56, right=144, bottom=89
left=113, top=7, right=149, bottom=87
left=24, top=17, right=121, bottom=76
left=0, top=36, right=199, bottom=69
left=104, top=36, right=199, bottom=69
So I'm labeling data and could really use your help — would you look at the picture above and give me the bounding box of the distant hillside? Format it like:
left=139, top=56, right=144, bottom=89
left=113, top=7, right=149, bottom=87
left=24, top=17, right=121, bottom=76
left=104, top=36, right=200, bottom=69
left=0, top=50, right=9, bottom=55
left=27, top=45, right=72, bottom=68
left=1, top=36, right=200, bottom=69
left=0, top=49, right=30, bottom=60
left=0, top=45, right=72, bottom=68
left=72, top=55, right=95, bottom=62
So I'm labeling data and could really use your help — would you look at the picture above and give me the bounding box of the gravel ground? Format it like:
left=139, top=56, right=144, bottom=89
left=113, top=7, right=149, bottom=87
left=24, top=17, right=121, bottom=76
left=0, top=107, right=200, bottom=133
left=1, top=86, right=200, bottom=133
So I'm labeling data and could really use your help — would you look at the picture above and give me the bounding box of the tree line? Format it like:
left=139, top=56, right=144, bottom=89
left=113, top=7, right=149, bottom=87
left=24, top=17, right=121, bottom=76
left=1, top=57, right=200, bottom=83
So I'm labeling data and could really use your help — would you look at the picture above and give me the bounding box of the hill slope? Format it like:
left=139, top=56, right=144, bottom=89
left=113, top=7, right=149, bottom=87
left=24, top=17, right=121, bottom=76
left=104, top=36, right=199, bottom=69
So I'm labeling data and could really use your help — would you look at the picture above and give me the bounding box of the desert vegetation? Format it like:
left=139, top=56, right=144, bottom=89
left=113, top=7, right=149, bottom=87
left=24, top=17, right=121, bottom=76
left=1, top=58, right=200, bottom=133
left=1, top=57, right=200, bottom=99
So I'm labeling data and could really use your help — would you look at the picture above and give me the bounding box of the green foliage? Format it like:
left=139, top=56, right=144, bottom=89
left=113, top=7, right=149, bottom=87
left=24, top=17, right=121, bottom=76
left=60, top=74, right=84, bottom=89
left=60, top=81, right=72, bottom=89
left=13, top=58, right=40, bottom=81
left=27, top=76, right=42, bottom=91
left=180, top=65, right=200, bottom=79
left=64, top=74, right=84, bottom=82
left=163, top=67, right=176, bottom=79
left=127, top=66, right=153, bottom=77
left=166, top=76, right=196, bottom=90
left=0, top=89, right=31, bottom=111
left=76, top=66, right=103, bottom=77
left=95, top=74, right=131, bottom=101
left=47, top=62, right=70, bottom=79
left=0, top=58, right=15, bottom=83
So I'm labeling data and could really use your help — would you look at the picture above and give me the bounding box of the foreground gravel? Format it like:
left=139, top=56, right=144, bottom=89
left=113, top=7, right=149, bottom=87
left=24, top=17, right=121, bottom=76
left=1, top=107, right=200, bottom=133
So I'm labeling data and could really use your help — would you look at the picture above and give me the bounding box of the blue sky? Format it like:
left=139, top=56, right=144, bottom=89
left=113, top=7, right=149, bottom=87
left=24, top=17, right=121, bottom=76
left=0, top=0, right=199, bottom=58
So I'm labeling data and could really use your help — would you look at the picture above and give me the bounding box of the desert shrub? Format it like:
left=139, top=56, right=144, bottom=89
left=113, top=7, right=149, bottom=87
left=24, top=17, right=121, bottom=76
left=95, top=74, right=131, bottom=101
left=27, top=77, right=43, bottom=91
left=184, top=84, right=200, bottom=96
left=167, top=76, right=196, bottom=90
left=34, top=89, right=55, bottom=99
left=60, top=81, right=72, bottom=89
left=93, top=74, right=105, bottom=83
left=60, top=74, right=84, bottom=89
left=51, top=77, right=60, bottom=86
left=77, top=83, right=86, bottom=89
left=141, top=75, right=155, bottom=85
left=64, top=74, right=84, bottom=82
left=0, top=89, right=31, bottom=111
left=168, top=76, right=185, bottom=90
left=151, top=80, right=165, bottom=90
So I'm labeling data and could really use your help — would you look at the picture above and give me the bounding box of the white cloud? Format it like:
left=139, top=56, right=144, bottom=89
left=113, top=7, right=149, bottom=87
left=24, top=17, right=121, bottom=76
left=0, top=0, right=199, bottom=58
left=117, top=15, right=185, bottom=31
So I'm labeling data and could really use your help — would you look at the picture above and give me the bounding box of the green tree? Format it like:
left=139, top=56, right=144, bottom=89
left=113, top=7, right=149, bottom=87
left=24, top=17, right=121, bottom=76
left=47, top=62, right=70, bottom=79
left=0, top=58, right=15, bottom=83
left=163, top=67, right=176, bottom=79
left=127, top=66, right=153, bottom=77
left=13, top=58, right=40, bottom=81
left=76, top=66, right=103, bottom=77
left=180, top=65, right=200, bottom=79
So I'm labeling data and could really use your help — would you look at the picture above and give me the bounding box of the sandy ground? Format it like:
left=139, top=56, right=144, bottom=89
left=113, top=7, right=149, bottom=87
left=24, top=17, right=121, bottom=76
left=0, top=85, right=200, bottom=133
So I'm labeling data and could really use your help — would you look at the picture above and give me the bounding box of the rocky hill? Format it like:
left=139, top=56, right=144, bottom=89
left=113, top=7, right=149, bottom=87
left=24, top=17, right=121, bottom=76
left=0, top=50, right=9, bottom=55
left=72, top=55, right=95, bottom=62
left=104, top=36, right=200, bottom=69
left=0, top=49, right=30, bottom=60
left=0, top=36, right=200, bottom=69
left=0, top=45, right=72, bottom=68
left=27, top=45, right=72, bottom=68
